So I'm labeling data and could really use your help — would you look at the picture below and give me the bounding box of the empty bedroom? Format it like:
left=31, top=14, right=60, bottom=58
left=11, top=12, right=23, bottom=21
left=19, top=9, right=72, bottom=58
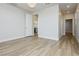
left=0, top=3, right=79, bottom=56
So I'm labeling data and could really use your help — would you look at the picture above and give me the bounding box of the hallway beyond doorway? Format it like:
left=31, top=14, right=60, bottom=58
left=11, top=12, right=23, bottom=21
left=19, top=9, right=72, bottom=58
left=65, top=19, right=73, bottom=35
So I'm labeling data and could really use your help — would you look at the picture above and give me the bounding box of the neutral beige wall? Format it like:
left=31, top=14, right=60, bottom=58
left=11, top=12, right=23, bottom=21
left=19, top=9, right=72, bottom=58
left=59, top=11, right=65, bottom=38
left=38, top=4, right=59, bottom=40
left=75, top=4, right=79, bottom=41
left=64, top=14, right=74, bottom=19
left=0, top=4, right=26, bottom=42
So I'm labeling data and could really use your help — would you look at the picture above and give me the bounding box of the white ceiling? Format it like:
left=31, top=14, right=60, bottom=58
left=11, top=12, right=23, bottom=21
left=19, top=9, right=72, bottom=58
left=10, top=3, right=77, bottom=14
left=59, top=3, right=77, bottom=14
left=10, top=3, right=56, bottom=13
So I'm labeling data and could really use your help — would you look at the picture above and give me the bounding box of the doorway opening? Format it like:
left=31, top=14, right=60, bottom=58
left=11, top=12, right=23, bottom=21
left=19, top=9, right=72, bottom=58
left=65, top=19, right=73, bottom=35
left=32, top=14, right=38, bottom=36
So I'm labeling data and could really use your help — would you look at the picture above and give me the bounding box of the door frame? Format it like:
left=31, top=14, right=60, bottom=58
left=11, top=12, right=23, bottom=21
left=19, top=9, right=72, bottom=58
left=64, top=18, right=74, bottom=35
left=25, top=13, right=33, bottom=36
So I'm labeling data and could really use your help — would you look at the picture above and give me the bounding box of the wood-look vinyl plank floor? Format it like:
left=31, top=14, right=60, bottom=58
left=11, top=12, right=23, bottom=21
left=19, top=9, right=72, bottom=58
left=0, top=34, right=79, bottom=56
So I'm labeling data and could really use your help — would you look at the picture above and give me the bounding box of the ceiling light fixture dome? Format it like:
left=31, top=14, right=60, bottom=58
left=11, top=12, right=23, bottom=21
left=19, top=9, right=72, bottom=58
left=27, top=3, right=37, bottom=8
left=66, top=5, right=70, bottom=8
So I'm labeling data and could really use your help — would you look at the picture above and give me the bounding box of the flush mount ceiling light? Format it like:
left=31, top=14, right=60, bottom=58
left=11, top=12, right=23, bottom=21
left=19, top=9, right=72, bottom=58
left=27, top=3, right=37, bottom=8
left=66, top=5, right=70, bottom=8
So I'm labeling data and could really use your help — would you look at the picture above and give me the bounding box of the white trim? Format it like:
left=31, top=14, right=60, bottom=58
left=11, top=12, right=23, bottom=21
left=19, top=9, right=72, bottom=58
left=0, top=35, right=26, bottom=43
left=64, top=18, right=65, bottom=35
left=72, top=17, right=75, bottom=35
left=38, top=35, right=59, bottom=41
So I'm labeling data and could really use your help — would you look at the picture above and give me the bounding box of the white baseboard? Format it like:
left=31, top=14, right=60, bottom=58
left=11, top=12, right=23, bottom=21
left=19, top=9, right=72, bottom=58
left=0, top=35, right=26, bottom=43
left=38, top=35, right=59, bottom=41
left=0, top=35, right=59, bottom=43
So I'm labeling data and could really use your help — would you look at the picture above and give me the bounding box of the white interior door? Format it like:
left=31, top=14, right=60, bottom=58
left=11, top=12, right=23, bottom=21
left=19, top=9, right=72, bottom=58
left=25, top=14, right=32, bottom=36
